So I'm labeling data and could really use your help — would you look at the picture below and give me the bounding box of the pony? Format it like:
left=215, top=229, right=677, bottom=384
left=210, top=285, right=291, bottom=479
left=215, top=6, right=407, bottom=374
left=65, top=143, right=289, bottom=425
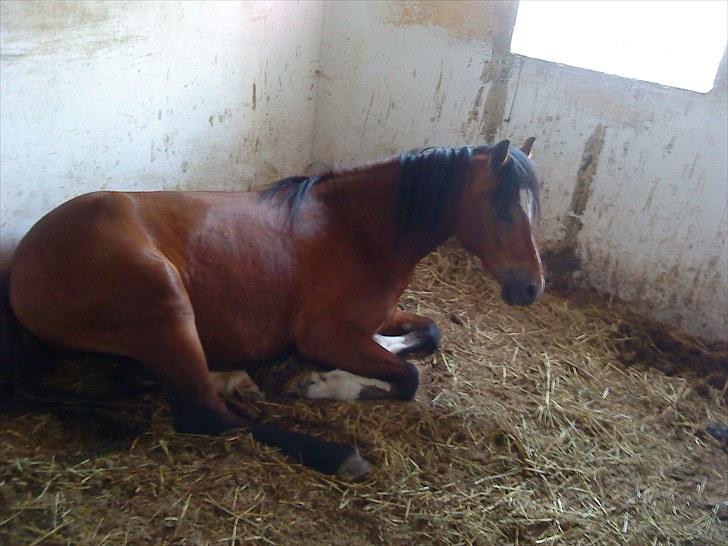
left=1, top=138, right=543, bottom=478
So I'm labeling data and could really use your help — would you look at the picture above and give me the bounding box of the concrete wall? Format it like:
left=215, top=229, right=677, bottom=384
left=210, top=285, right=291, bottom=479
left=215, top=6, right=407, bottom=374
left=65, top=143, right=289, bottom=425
left=311, top=1, right=728, bottom=342
left=0, top=0, right=322, bottom=262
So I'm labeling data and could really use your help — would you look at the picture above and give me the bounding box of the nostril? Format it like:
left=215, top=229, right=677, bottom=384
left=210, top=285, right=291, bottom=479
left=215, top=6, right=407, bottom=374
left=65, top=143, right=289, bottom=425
left=524, top=283, right=538, bottom=301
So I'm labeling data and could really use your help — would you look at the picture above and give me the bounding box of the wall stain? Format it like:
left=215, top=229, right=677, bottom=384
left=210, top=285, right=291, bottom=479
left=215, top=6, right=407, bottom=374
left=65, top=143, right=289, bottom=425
left=479, top=56, right=513, bottom=143
left=385, top=1, right=511, bottom=43
left=361, top=94, right=375, bottom=133
left=454, top=3, right=519, bottom=143
left=565, top=124, right=606, bottom=245
left=217, top=108, right=231, bottom=124
left=466, top=85, right=485, bottom=123
left=664, top=135, right=676, bottom=155
left=431, top=60, right=445, bottom=123
left=0, top=1, right=182, bottom=60
left=385, top=99, right=396, bottom=119
left=543, top=123, right=607, bottom=284
left=252, top=82, right=257, bottom=111
left=0, top=1, right=111, bottom=32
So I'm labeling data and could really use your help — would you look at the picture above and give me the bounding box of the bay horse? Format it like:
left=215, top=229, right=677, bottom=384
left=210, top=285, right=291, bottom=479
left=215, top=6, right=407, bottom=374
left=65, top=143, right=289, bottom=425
left=0, top=138, right=543, bottom=478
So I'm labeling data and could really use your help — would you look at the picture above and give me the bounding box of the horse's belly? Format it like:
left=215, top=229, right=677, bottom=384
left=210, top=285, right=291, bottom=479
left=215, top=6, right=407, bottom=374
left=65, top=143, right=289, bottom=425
left=196, top=308, right=293, bottom=363
left=185, top=269, right=297, bottom=364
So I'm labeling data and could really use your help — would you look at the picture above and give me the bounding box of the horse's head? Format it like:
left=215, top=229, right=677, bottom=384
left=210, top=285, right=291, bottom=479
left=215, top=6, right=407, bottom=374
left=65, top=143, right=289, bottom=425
left=456, top=138, right=544, bottom=306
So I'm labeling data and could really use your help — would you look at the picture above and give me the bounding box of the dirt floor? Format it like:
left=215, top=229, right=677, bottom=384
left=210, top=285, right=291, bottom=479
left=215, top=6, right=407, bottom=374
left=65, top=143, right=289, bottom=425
left=1, top=244, right=727, bottom=545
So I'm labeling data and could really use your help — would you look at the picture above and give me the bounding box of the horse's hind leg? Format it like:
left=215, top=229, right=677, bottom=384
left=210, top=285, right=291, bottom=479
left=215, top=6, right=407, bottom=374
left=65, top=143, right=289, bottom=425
left=133, top=320, right=370, bottom=477
left=112, top=359, right=264, bottom=404
left=129, top=317, right=243, bottom=434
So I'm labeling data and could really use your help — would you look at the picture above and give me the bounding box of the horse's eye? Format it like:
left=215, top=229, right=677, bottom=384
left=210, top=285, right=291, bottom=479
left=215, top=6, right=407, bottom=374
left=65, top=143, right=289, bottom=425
left=497, top=208, right=513, bottom=223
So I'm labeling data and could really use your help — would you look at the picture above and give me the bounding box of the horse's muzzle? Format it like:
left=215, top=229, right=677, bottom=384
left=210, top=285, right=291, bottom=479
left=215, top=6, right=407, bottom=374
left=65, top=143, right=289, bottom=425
left=501, top=270, right=544, bottom=306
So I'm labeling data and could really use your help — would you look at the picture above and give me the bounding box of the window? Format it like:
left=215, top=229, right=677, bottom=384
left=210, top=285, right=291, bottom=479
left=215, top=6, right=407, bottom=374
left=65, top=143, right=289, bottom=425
left=510, top=1, right=727, bottom=93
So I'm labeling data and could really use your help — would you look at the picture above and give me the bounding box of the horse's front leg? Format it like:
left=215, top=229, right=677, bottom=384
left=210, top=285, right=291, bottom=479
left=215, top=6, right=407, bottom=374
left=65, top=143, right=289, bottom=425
left=288, top=326, right=420, bottom=401
left=374, top=309, right=440, bottom=357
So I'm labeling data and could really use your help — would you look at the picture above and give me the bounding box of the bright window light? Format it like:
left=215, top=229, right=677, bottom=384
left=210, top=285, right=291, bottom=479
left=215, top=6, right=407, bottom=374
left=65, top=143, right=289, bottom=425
left=511, top=1, right=727, bottom=93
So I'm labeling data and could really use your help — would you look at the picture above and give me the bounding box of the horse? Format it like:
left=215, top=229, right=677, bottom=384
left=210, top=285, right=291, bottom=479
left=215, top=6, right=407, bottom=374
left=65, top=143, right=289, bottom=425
left=0, top=138, right=543, bottom=478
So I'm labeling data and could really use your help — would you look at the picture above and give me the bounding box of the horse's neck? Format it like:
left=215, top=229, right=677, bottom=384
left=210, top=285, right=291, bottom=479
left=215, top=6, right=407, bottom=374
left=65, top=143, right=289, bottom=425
left=322, top=159, right=455, bottom=276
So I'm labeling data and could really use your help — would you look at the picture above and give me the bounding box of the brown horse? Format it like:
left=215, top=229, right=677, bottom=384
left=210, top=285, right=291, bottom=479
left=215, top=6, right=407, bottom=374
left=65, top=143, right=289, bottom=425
left=1, top=138, right=543, bottom=478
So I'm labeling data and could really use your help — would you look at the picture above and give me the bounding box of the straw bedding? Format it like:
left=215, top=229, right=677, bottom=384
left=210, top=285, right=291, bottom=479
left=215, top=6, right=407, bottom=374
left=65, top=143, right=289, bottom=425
left=1, top=243, right=726, bottom=545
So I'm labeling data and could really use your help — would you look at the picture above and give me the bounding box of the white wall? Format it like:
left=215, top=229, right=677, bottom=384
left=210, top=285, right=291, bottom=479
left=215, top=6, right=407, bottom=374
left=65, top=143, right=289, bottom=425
left=311, top=1, right=728, bottom=342
left=0, top=0, right=323, bottom=262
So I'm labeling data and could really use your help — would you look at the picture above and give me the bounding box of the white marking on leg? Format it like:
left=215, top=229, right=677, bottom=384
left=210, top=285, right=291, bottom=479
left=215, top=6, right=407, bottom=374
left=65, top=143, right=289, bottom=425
left=209, top=370, right=264, bottom=400
left=291, top=369, right=391, bottom=400
left=373, top=332, right=420, bottom=354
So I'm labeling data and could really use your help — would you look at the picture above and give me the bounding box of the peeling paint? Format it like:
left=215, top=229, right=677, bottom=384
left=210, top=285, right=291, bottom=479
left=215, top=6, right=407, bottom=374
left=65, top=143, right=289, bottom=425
left=0, top=1, right=113, bottom=33
left=466, top=85, right=484, bottom=124
left=361, top=93, right=375, bottom=133
left=539, top=124, right=607, bottom=284
left=385, top=1, right=511, bottom=43
left=431, top=60, right=445, bottom=123
left=564, top=123, right=607, bottom=248
left=479, top=57, right=514, bottom=143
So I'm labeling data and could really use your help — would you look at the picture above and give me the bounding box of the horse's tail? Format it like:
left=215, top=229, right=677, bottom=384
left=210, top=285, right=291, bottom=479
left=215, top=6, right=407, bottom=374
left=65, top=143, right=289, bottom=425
left=0, top=269, right=145, bottom=412
left=0, top=269, right=15, bottom=400
left=0, top=268, right=33, bottom=405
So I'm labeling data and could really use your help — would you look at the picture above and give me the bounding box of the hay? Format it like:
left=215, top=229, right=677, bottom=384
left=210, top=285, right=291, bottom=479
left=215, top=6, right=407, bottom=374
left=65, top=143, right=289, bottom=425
left=1, top=242, right=726, bottom=545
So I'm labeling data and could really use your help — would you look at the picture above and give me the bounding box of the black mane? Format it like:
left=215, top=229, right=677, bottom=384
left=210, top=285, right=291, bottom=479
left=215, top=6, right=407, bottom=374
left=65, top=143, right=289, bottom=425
left=395, top=145, right=540, bottom=241
left=395, top=147, right=476, bottom=242
left=259, top=175, right=325, bottom=222
left=260, top=145, right=540, bottom=233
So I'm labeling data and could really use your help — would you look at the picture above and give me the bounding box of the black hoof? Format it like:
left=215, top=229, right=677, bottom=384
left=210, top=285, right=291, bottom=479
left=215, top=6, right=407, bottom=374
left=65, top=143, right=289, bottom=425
left=398, top=322, right=440, bottom=357
left=392, top=361, right=419, bottom=400
left=170, top=396, right=239, bottom=435
left=249, top=422, right=369, bottom=477
left=336, top=450, right=371, bottom=480
left=707, top=423, right=728, bottom=446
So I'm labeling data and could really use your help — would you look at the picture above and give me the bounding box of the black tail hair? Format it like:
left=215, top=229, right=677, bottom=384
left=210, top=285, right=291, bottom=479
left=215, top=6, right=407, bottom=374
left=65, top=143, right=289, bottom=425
left=0, top=270, right=145, bottom=412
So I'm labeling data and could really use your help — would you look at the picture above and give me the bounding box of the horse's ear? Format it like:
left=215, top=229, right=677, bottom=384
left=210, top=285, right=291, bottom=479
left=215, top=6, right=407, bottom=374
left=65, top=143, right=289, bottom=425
left=520, top=137, right=536, bottom=157
left=491, top=139, right=510, bottom=172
